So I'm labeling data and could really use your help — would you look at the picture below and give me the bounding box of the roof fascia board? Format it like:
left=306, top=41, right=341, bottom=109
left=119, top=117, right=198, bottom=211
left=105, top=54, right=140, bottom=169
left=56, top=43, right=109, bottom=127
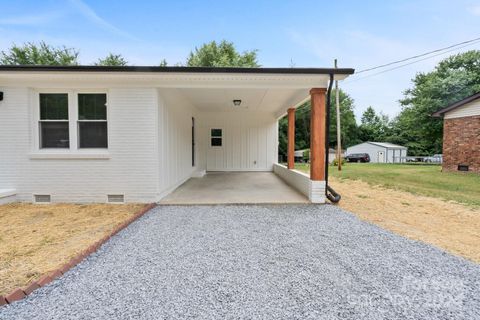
left=432, top=92, right=480, bottom=117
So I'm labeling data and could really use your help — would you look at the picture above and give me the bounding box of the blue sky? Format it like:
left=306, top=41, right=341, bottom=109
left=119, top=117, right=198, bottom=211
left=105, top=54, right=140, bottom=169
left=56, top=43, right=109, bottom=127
left=1, top=0, right=480, bottom=120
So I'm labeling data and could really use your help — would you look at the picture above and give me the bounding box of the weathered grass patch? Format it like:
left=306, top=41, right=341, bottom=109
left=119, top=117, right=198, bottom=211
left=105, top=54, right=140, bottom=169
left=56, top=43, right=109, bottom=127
left=0, top=203, right=145, bottom=295
left=296, top=163, right=480, bottom=207
left=295, top=162, right=480, bottom=262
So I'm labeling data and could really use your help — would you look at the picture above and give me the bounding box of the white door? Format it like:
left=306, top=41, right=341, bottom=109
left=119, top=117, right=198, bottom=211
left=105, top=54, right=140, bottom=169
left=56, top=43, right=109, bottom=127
left=207, top=128, right=224, bottom=171
left=378, top=151, right=385, bottom=163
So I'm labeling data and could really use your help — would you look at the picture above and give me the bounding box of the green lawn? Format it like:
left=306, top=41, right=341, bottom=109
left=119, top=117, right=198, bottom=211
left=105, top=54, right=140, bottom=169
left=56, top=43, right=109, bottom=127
left=295, top=163, right=480, bottom=208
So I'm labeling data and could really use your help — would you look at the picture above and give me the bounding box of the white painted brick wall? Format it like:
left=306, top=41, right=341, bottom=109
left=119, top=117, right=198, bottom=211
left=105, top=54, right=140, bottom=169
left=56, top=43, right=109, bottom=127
left=273, top=164, right=325, bottom=203
left=0, top=87, right=159, bottom=203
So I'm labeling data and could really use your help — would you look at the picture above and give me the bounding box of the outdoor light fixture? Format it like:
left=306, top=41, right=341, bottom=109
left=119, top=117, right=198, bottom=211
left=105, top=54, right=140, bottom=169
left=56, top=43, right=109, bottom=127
left=233, top=99, right=242, bottom=106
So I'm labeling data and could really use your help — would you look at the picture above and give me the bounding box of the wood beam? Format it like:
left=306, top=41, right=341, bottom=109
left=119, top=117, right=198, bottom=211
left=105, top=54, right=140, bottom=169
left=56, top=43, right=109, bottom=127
left=310, top=88, right=327, bottom=181
left=287, top=108, right=295, bottom=169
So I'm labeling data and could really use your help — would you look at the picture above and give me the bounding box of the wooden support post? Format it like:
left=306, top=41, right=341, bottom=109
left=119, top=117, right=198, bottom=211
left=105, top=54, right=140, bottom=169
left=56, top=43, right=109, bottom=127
left=310, top=88, right=327, bottom=181
left=287, top=108, right=295, bottom=169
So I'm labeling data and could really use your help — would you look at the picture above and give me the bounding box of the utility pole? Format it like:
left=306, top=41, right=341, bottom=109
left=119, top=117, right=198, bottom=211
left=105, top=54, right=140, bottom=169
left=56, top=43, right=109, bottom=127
left=334, top=59, right=342, bottom=171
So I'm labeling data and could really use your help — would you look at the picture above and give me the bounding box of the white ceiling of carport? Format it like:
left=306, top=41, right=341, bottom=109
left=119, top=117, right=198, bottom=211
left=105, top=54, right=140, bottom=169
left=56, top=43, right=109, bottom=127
left=178, top=88, right=310, bottom=114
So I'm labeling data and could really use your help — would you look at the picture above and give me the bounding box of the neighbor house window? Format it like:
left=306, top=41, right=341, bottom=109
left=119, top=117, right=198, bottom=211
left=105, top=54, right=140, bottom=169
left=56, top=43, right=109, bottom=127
left=39, top=93, right=69, bottom=148
left=211, top=128, right=222, bottom=147
left=78, top=93, right=108, bottom=148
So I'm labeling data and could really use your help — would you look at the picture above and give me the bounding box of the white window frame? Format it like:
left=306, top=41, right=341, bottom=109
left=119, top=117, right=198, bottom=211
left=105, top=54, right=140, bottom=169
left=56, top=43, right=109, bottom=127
left=30, top=89, right=110, bottom=159
left=77, top=91, right=109, bottom=149
left=37, top=92, right=70, bottom=150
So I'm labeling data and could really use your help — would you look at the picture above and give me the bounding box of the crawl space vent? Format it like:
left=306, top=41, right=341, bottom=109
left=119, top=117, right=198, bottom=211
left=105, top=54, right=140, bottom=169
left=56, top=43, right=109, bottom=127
left=34, top=194, right=51, bottom=203
left=458, top=164, right=469, bottom=172
left=107, top=194, right=125, bottom=203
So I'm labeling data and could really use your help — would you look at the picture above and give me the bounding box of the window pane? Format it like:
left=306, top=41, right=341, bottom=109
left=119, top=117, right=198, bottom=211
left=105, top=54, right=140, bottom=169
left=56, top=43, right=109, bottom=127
left=40, top=122, right=69, bottom=148
left=40, top=94, right=68, bottom=120
left=211, top=129, right=222, bottom=137
left=79, top=122, right=108, bottom=148
left=211, top=137, right=222, bottom=147
left=78, top=94, right=107, bottom=120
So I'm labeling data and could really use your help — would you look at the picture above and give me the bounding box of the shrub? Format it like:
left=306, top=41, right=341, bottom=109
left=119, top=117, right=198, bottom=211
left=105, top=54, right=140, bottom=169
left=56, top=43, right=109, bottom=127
left=303, top=149, right=310, bottom=162
left=332, top=157, right=346, bottom=166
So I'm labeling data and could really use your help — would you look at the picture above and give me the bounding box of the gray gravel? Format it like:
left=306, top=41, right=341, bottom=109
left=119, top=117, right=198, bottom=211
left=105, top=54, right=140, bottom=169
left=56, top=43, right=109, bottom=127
left=1, top=205, right=479, bottom=319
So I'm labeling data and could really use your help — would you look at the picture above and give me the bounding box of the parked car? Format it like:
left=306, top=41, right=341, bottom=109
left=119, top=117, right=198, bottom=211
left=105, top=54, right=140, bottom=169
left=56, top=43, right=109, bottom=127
left=425, top=154, right=443, bottom=163
left=345, top=153, right=370, bottom=163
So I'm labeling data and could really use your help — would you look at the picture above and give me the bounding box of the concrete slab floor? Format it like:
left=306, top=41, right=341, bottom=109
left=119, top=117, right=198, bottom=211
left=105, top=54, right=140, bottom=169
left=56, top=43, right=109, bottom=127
left=159, top=172, right=309, bottom=204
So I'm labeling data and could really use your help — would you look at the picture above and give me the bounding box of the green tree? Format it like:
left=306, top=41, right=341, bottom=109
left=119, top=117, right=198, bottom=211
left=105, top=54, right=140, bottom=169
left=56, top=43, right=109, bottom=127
left=159, top=59, right=168, bottom=67
left=186, top=40, right=259, bottom=67
left=395, top=50, right=480, bottom=155
left=278, top=89, right=359, bottom=158
left=328, top=90, right=360, bottom=148
left=95, top=53, right=128, bottom=66
left=358, top=106, right=391, bottom=142
left=0, top=41, right=79, bottom=65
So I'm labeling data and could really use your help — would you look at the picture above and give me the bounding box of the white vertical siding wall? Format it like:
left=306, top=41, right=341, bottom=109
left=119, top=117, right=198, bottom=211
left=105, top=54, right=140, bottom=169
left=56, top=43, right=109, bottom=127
left=0, top=87, right=159, bottom=203
left=157, top=89, right=199, bottom=198
left=198, top=111, right=278, bottom=171
left=387, top=148, right=407, bottom=163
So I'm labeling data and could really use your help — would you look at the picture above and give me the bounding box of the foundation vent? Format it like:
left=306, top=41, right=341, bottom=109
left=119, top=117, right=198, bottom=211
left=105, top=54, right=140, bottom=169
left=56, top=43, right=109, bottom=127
left=458, top=164, right=469, bottom=172
left=107, top=194, right=125, bottom=203
left=34, top=194, right=51, bottom=203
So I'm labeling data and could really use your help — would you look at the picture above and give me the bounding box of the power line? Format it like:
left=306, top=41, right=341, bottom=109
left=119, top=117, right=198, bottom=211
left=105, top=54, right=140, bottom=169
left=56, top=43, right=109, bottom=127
left=345, top=39, right=480, bottom=83
left=354, top=36, right=480, bottom=74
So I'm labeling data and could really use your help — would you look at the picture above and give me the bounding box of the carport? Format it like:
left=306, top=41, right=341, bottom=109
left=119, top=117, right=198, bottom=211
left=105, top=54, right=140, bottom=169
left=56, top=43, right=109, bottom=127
left=156, top=67, right=354, bottom=204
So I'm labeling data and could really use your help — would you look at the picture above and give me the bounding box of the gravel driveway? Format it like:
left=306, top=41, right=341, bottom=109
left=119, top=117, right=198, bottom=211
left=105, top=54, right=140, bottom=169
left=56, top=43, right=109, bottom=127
left=1, top=205, right=479, bottom=319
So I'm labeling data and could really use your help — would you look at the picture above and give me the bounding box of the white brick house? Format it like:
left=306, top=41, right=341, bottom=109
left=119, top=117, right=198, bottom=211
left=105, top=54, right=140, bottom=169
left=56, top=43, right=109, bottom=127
left=0, top=66, right=353, bottom=204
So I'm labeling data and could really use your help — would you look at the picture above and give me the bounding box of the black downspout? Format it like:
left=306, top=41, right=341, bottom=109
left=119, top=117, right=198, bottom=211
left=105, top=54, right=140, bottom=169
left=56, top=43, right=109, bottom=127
left=325, top=73, right=341, bottom=203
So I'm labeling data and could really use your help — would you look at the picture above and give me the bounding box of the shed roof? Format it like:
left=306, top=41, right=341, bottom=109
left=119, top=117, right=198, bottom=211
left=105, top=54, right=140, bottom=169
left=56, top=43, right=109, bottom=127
left=432, top=92, right=480, bottom=117
left=367, top=142, right=407, bottom=149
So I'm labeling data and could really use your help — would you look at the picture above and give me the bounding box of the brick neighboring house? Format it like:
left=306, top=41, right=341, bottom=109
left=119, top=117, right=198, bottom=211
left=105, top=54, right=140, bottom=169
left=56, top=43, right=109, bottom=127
left=433, top=92, right=480, bottom=173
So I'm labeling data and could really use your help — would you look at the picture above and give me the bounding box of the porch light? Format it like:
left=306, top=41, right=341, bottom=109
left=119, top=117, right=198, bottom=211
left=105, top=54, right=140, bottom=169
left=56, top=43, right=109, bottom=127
left=233, top=99, right=242, bottom=106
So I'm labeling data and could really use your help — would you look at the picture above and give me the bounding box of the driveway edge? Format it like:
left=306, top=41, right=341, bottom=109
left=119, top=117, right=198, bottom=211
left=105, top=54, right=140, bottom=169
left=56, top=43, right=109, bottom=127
left=1, top=203, right=156, bottom=306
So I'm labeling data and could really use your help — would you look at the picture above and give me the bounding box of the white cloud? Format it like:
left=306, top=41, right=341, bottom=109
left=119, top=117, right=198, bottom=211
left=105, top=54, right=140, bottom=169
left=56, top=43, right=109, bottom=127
left=68, top=0, right=136, bottom=40
left=469, top=5, right=480, bottom=16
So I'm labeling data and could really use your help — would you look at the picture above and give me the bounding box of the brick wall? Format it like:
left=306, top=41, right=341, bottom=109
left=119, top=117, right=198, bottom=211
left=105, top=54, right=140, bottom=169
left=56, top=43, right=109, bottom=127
left=442, top=115, right=480, bottom=173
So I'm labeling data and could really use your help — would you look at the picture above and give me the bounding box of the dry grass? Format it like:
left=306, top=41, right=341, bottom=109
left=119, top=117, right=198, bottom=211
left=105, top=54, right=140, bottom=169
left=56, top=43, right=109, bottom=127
left=0, top=203, right=146, bottom=295
left=329, top=177, right=480, bottom=263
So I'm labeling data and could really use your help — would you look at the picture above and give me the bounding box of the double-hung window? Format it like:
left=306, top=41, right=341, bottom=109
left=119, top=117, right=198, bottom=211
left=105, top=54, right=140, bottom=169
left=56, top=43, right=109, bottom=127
left=210, top=128, right=222, bottom=147
left=39, top=93, right=70, bottom=148
left=37, top=91, right=108, bottom=150
left=78, top=93, right=108, bottom=148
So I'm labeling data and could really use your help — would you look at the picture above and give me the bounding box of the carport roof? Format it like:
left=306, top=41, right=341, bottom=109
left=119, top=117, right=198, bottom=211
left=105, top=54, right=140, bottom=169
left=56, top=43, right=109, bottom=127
left=0, top=65, right=355, bottom=75
left=432, top=91, right=480, bottom=117
left=0, top=65, right=355, bottom=117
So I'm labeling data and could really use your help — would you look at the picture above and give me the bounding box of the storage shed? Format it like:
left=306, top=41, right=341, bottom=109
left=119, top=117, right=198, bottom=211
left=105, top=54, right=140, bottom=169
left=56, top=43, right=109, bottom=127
left=346, top=142, right=407, bottom=163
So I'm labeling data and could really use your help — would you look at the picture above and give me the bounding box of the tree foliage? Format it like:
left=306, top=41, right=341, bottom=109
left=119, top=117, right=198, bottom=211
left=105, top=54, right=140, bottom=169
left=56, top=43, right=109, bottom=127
left=95, top=53, right=128, bottom=66
left=159, top=59, right=168, bottom=67
left=0, top=41, right=79, bottom=65
left=186, top=40, right=259, bottom=67
left=394, top=50, right=480, bottom=155
left=278, top=89, right=359, bottom=158
left=357, top=106, right=391, bottom=142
